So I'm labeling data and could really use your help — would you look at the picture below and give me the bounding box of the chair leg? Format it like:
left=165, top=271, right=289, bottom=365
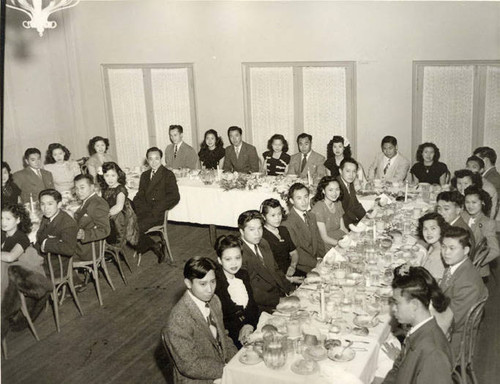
left=121, top=249, right=133, bottom=273
left=163, top=234, right=174, bottom=264
left=68, top=271, right=84, bottom=316
left=51, top=289, right=61, bottom=333
left=114, top=250, right=128, bottom=285
left=59, top=285, right=67, bottom=306
left=100, top=259, right=116, bottom=291
left=19, top=293, right=40, bottom=341
left=2, top=338, right=8, bottom=360
left=92, top=269, right=104, bottom=306
left=137, top=252, right=142, bottom=267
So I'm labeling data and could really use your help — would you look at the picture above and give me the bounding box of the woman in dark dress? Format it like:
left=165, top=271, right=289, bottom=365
left=260, top=198, right=299, bottom=277
left=262, top=134, right=291, bottom=176
left=198, top=129, right=225, bottom=170
left=214, top=234, right=259, bottom=349
left=2, top=162, right=21, bottom=209
left=98, top=162, right=138, bottom=246
left=324, top=136, right=366, bottom=188
left=410, top=142, right=448, bottom=186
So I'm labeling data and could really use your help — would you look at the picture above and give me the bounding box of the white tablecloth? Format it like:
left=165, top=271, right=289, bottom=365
left=128, top=177, right=376, bottom=228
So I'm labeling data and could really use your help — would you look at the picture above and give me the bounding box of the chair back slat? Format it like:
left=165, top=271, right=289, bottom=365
left=471, top=238, right=489, bottom=270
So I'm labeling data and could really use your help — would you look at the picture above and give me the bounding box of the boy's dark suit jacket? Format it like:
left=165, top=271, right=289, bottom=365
left=215, top=267, right=259, bottom=348
left=223, top=142, right=260, bottom=174
left=240, top=238, right=292, bottom=313
left=282, top=208, right=325, bottom=273
left=73, top=194, right=110, bottom=262
left=35, top=210, right=78, bottom=278
left=382, top=318, right=453, bottom=384
left=133, top=165, right=180, bottom=230
left=165, top=291, right=237, bottom=384
left=336, top=176, right=366, bottom=227
left=439, top=258, right=488, bottom=360
left=13, top=167, right=54, bottom=204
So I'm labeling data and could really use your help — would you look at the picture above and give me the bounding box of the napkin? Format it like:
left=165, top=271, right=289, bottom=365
left=323, top=247, right=347, bottom=264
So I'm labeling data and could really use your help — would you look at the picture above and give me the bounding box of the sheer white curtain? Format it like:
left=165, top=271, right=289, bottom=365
left=249, top=67, right=295, bottom=156
left=303, top=67, right=347, bottom=157
left=151, top=68, right=194, bottom=151
left=484, top=66, right=500, bottom=152
left=422, top=66, right=474, bottom=173
left=107, top=68, right=150, bottom=168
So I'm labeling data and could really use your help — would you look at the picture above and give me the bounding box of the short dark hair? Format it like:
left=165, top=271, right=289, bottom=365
left=146, top=147, right=163, bottom=159
left=473, top=146, right=497, bottom=165
left=184, top=257, right=217, bottom=281
left=39, top=188, right=63, bottom=203
left=464, top=185, right=492, bottom=216
left=312, top=176, right=343, bottom=206
left=74, top=173, right=95, bottom=185
left=88, top=136, right=110, bottom=155
left=451, top=169, right=483, bottom=190
left=227, top=126, right=243, bottom=136
left=415, top=142, right=440, bottom=163
left=417, top=212, right=449, bottom=242
left=296, top=133, right=312, bottom=144
left=169, top=125, right=183, bottom=134
left=381, top=136, right=397, bottom=147
left=214, top=234, right=243, bottom=258
left=267, top=134, right=289, bottom=153
left=260, top=198, right=286, bottom=219
left=1, top=204, right=32, bottom=234
left=392, top=265, right=449, bottom=312
left=441, top=226, right=470, bottom=249
left=45, top=143, right=71, bottom=164
left=237, top=210, right=264, bottom=230
left=288, top=182, right=309, bottom=201
left=339, top=157, right=358, bottom=171
left=436, top=190, right=464, bottom=208
left=24, top=148, right=41, bottom=160
left=466, top=155, right=485, bottom=170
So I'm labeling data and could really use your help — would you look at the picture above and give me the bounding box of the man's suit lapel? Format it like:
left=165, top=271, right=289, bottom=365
left=242, top=242, right=279, bottom=287
left=183, top=292, right=223, bottom=356
left=289, top=209, right=311, bottom=237
left=146, top=166, right=163, bottom=194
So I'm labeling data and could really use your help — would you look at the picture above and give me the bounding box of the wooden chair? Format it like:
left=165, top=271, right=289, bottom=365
left=73, top=239, right=115, bottom=306
left=453, top=295, right=489, bottom=384
left=160, top=327, right=176, bottom=383
left=1, top=291, right=40, bottom=360
left=46, top=253, right=84, bottom=332
left=470, top=238, right=489, bottom=270
left=138, top=210, right=174, bottom=266
left=105, top=241, right=133, bottom=285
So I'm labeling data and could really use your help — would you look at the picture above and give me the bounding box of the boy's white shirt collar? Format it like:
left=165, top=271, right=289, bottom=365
left=187, top=290, right=210, bottom=318
left=450, top=257, right=468, bottom=275
left=407, top=315, right=434, bottom=337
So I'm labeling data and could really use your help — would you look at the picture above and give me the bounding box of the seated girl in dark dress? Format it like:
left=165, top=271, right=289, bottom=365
left=262, top=134, right=291, bottom=176
left=98, top=162, right=138, bottom=246
left=410, top=142, right=448, bottom=186
left=2, top=162, right=21, bottom=209
left=198, top=129, right=225, bottom=170
left=260, top=198, right=299, bottom=277
left=324, top=136, right=366, bottom=188
left=214, top=234, right=258, bottom=349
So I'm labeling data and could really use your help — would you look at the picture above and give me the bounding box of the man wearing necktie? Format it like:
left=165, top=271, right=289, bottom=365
left=164, top=257, right=237, bottom=384
left=238, top=210, right=293, bottom=313
left=382, top=265, right=453, bottom=384
left=286, top=133, right=326, bottom=180
left=336, top=158, right=366, bottom=227
left=222, top=126, right=260, bottom=173
left=367, top=136, right=410, bottom=183
left=164, top=125, right=199, bottom=170
left=13, top=148, right=55, bottom=204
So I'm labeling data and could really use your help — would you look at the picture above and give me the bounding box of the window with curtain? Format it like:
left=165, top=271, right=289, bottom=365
left=413, top=61, right=500, bottom=173
left=102, top=64, right=197, bottom=168
left=243, top=62, right=356, bottom=158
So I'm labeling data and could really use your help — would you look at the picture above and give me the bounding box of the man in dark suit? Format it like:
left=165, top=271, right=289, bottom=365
left=336, top=158, right=366, bottom=227
left=133, top=147, right=180, bottom=263
left=383, top=266, right=453, bottom=384
left=73, top=174, right=111, bottom=262
left=287, top=133, right=326, bottom=180
left=36, top=189, right=78, bottom=278
left=474, top=147, right=500, bottom=226
left=164, top=257, right=237, bottom=384
left=13, top=148, right=54, bottom=204
left=222, top=126, right=259, bottom=173
left=238, top=210, right=293, bottom=313
left=439, top=226, right=488, bottom=360
left=282, top=183, right=325, bottom=275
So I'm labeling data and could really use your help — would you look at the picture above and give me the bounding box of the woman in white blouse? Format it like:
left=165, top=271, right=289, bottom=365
left=214, top=234, right=259, bottom=349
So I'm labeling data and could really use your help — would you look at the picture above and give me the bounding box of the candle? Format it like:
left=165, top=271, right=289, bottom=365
left=319, top=287, right=326, bottom=320
left=307, top=169, right=312, bottom=186
left=29, top=193, right=35, bottom=213
left=404, top=180, right=409, bottom=203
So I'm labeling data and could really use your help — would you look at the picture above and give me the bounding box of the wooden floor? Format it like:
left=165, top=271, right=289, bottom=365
left=1, top=223, right=499, bottom=384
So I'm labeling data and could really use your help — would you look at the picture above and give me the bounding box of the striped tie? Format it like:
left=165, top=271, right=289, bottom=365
left=383, top=159, right=391, bottom=175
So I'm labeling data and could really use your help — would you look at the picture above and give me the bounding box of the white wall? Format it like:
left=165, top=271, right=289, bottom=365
left=4, top=1, right=500, bottom=170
